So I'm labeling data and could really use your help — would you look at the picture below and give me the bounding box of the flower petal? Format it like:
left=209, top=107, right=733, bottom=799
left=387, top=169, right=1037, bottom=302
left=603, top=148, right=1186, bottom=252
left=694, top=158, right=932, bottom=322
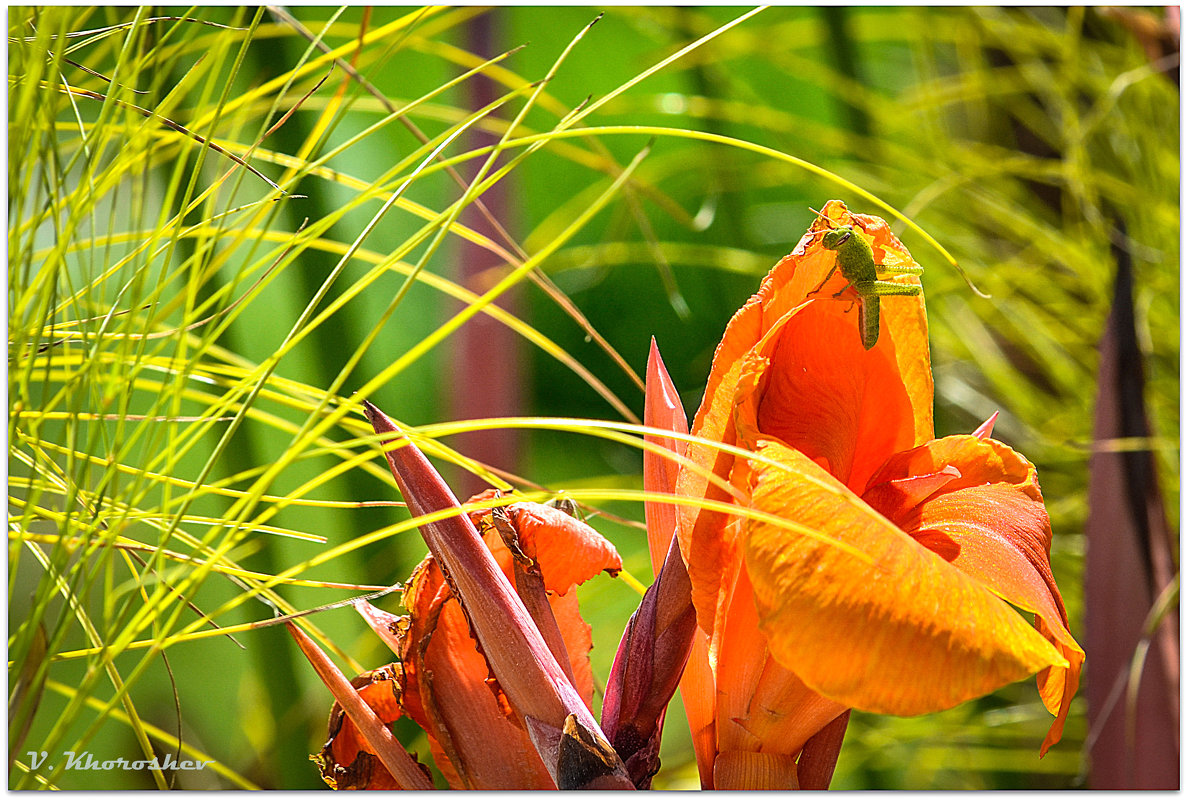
left=972, top=411, right=999, bottom=439
left=714, top=563, right=847, bottom=765
left=743, top=439, right=1068, bottom=716
left=640, top=340, right=718, bottom=787
left=733, top=302, right=920, bottom=495
left=503, top=502, right=622, bottom=593
left=548, top=588, right=597, bottom=709
left=863, top=435, right=1084, bottom=753
left=644, top=337, right=689, bottom=571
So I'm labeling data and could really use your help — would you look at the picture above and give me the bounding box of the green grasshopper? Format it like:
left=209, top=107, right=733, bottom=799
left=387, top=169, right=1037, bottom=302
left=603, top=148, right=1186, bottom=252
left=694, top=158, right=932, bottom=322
left=806, top=208, right=923, bottom=350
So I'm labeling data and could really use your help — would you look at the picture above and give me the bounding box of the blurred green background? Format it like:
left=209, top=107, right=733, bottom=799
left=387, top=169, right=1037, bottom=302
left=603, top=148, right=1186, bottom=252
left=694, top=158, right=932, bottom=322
left=8, top=5, right=1178, bottom=790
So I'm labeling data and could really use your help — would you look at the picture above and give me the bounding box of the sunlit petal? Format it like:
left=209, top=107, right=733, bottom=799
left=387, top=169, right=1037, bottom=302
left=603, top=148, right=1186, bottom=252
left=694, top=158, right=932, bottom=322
left=864, top=435, right=1084, bottom=752
left=744, top=439, right=1068, bottom=716
left=679, top=203, right=931, bottom=637
left=733, top=303, right=919, bottom=494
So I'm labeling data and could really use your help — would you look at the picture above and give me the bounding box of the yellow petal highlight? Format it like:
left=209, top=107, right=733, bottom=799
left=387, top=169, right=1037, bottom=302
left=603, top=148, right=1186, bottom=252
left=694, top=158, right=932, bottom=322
left=743, top=439, right=1067, bottom=716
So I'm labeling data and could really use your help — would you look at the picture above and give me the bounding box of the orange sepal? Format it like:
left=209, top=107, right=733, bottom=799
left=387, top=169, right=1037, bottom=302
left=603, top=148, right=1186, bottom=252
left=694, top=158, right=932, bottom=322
left=743, top=438, right=1068, bottom=717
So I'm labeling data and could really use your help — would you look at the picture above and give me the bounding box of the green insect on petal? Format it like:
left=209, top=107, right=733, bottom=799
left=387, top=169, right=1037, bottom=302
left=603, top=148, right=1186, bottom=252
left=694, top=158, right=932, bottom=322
left=808, top=212, right=923, bottom=350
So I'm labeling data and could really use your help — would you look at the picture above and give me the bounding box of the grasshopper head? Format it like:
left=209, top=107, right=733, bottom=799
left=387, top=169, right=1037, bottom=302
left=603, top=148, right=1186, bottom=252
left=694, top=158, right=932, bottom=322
left=820, top=226, right=853, bottom=251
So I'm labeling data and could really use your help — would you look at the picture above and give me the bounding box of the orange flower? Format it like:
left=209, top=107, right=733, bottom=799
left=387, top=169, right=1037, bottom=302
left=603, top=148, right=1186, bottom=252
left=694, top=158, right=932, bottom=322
left=648, top=200, right=1083, bottom=789
left=304, top=403, right=632, bottom=790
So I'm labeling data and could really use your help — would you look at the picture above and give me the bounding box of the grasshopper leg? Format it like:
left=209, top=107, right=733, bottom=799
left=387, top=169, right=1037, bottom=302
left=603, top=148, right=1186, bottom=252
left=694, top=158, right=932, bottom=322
left=851, top=279, right=922, bottom=297
left=877, top=262, right=924, bottom=276
left=807, top=263, right=839, bottom=297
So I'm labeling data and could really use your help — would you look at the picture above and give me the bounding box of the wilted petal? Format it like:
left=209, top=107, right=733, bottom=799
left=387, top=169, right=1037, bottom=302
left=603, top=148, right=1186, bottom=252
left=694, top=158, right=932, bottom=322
left=374, top=515, right=620, bottom=789
left=503, top=502, right=622, bottom=592
left=401, top=557, right=557, bottom=789
left=743, top=439, right=1069, bottom=716
left=287, top=622, right=433, bottom=790
left=548, top=588, right=597, bottom=709
left=354, top=597, right=407, bottom=656
left=314, top=664, right=420, bottom=790
left=354, top=492, right=625, bottom=788
left=481, top=522, right=599, bottom=707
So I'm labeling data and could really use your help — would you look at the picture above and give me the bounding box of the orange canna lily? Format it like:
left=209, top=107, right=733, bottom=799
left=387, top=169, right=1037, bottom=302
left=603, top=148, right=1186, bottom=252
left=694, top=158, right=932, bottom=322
left=647, top=200, right=1084, bottom=789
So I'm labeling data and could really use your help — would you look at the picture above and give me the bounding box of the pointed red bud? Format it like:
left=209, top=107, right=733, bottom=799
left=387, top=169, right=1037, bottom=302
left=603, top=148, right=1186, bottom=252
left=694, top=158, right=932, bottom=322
left=601, top=527, right=697, bottom=787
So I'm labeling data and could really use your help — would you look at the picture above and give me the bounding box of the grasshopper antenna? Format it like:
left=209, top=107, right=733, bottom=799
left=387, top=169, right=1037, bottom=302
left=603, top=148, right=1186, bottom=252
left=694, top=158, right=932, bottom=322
left=804, top=206, right=836, bottom=239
